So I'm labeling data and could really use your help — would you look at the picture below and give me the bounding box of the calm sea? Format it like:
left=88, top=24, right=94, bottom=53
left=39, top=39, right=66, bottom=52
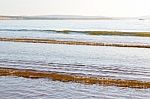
left=0, top=20, right=150, bottom=99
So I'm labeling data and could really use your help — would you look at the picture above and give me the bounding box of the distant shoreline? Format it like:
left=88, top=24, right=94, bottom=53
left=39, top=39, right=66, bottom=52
left=0, top=15, right=143, bottom=20
left=0, top=17, right=114, bottom=20
left=0, top=18, right=114, bottom=20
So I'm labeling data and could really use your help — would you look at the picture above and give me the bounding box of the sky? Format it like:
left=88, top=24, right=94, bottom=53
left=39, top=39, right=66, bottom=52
left=0, top=0, right=150, bottom=17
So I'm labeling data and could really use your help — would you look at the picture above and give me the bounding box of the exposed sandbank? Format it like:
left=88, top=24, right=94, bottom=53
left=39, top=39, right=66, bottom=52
left=0, top=67, right=150, bottom=89
left=0, top=37, right=150, bottom=48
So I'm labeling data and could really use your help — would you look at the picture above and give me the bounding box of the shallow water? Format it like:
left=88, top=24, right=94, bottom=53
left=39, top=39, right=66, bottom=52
left=1, top=31, right=150, bottom=45
left=0, top=42, right=150, bottom=81
left=0, top=20, right=150, bottom=45
left=0, top=20, right=150, bottom=98
left=0, top=76, right=150, bottom=99
left=1, top=20, right=150, bottom=31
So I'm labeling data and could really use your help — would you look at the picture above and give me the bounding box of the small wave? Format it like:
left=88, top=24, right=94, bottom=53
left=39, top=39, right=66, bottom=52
left=0, top=67, right=150, bottom=89
left=0, top=37, right=150, bottom=48
left=1, top=29, right=150, bottom=37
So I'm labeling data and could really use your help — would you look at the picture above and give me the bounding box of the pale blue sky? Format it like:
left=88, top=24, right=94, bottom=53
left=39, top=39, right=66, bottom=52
left=0, top=0, right=150, bottom=17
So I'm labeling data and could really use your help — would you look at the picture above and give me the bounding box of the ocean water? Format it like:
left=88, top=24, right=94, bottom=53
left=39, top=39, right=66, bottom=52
left=0, top=20, right=150, bottom=99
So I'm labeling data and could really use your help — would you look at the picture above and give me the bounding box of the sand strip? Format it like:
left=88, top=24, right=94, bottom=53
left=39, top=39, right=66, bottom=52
left=0, top=67, right=150, bottom=89
left=0, top=37, right=150, bottom=48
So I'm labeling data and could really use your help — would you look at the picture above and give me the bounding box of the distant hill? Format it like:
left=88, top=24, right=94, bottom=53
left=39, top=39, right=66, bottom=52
left=0, top=16, right=24, bottom=20
left=0, top=16, right=13, bottom=20
left=0, top=15, right=113, bottom=20
left=1, top=15, right=149, bottom=20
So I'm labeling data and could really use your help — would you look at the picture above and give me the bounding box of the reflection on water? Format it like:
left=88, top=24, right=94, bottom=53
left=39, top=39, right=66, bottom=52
left=0, top=76, right=150, bottom=99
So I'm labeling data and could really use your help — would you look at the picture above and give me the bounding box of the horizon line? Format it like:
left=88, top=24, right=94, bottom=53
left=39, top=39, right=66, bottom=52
left=0, top=14, right=149, bottom=18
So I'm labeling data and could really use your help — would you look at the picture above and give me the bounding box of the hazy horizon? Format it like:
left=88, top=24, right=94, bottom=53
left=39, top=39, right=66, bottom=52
left=0, top=0, right=150, bottom=17
left=0, top=14, right=149, bottom=18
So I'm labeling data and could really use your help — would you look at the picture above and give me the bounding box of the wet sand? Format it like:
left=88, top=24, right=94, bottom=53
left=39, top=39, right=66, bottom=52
left=0, top=37, right=150, bottom=48
left=0, top=67, right=150, bottom=89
